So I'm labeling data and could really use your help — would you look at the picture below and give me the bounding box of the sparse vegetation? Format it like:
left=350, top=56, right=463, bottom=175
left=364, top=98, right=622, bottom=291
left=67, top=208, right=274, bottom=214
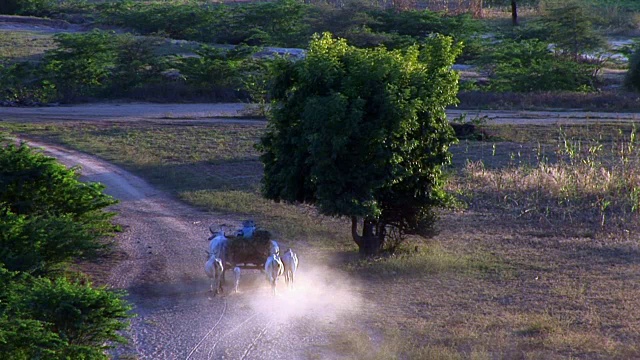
left=0, top=30, right=272, bottom=103
left=453, top=123, right=640, bottom=236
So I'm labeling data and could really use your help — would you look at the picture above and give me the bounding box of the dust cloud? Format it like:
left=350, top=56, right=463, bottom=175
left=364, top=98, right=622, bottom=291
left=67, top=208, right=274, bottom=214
left=246, top=264, right=363, bottom=325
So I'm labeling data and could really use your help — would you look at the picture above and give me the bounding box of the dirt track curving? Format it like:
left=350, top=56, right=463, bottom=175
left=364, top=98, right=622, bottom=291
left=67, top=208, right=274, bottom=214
left=12, top=113, right=364, bottom=359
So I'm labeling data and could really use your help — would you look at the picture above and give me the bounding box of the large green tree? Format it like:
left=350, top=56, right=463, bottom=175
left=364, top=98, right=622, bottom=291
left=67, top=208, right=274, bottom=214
left=259, top=33, right=460, bottom=254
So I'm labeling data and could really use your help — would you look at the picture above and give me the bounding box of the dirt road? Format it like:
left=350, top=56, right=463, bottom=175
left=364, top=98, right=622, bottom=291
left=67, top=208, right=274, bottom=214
left=18, top=136, right=363, bottom=359
left=3, top=102, right=640, bottom=125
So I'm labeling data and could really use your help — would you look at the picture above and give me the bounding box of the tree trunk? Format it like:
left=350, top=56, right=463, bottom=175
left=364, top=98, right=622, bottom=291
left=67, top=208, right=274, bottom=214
left=351, top=217, right=384, bottom=255
left=351, top=216, right=363, bottom=248
left=511, top=1, right=518, bottom=26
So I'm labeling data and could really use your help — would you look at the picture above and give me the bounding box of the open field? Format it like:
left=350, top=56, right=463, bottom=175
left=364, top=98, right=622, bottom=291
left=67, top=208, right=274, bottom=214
left=3, top=106, right=640, bottom=358
left=2, top=0, right=640, bottom=357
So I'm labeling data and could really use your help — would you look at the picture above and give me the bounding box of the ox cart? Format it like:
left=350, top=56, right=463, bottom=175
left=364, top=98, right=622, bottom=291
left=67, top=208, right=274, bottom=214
left=208, top=220, right=276, bottom=271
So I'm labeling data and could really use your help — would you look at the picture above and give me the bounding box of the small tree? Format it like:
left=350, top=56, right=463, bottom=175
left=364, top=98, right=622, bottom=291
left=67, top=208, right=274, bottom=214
left=539, top=0, right=607, bottom=61
left=259, top=33, right=460, bottom=254
left=43, top=30, right=120, bottom=101
left=481, top=39, right=596, bottom=92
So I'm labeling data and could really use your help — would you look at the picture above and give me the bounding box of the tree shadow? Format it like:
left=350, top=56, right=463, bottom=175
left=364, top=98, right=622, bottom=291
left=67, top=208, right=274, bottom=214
left=563, top=241, right=640, bottom=267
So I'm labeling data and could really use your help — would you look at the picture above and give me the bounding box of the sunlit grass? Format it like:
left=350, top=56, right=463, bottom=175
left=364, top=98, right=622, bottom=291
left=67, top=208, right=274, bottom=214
left=0, top=30, right=57, bottom=61
left=181, top=189, right=351, bottom=247
left=346, top=242, right=509, bottom=278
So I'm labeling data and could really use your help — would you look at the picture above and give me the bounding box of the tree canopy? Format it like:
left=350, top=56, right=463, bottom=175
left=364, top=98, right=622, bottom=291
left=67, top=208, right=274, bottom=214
left=259, top=33, right=460, bottom=254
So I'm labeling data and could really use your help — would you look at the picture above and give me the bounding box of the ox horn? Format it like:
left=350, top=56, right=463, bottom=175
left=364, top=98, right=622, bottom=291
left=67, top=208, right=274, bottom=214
left=209, top=223, right=227, bottom=234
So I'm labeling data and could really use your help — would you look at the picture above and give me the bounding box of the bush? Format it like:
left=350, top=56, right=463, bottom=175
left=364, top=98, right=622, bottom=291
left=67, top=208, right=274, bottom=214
left=0, top=141, right=130, bottom=359
left=538, top=0, right=607, bottom=60
left=0, top=267, right=131, bottom=360
left=0, top=208, right=107, bottom=275
left=0, top=62, right=57, bottom=105
left=1, top=30, right=173, bottom=103
left=0, top=142, right=118, bottom=227
left=43, top=30, right=120, bottom=101
left=97, top=0, right=309, bottom=47
left=625, top=45, right=640, bottom=92
left=0, top=143, right=118, bottom=274
left=478, top=39, right=596, bottom=92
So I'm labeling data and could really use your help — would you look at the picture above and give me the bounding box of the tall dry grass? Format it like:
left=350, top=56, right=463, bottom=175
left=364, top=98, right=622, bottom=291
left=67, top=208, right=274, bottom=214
left=453, top=125, right=640, bottom=236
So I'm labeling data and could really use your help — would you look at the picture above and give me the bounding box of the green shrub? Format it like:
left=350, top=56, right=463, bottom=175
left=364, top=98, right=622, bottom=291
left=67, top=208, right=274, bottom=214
left=96, top=0, right=231, bottom=43
left=109, top=34, right=165, bottom=94
left=43, top=30, right=120, bottom=101
left=625, top=45, right=640, bottom=92
left=0, top=141, right=117, bottom=219
left=173, top=44, right=272, bottom=101
left=538, top=0, right=607, bottom=60
left=0, top=142, right=117, bottom=235
left=0, top=267, right=131, bottom=360
left=0, top=62, right=57, bottom=104
left=94, top=0, right=482, bottom=51
left=0, top=209, right=106, bottom=275
left=0, top=141, right=118, bottom=274
left=307, top=3, right=484, bottom=57
left=479, top=39, right=596, bottom=92
left=0, top=141, right=130, bottom=359
left=0, top=30, right=169, bottom=103
left=97, top=0, right=309, bottom=47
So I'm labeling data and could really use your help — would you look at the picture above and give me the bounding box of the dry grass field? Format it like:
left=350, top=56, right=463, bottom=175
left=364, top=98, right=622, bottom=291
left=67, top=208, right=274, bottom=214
left=3, top=118, right=640, bottom=359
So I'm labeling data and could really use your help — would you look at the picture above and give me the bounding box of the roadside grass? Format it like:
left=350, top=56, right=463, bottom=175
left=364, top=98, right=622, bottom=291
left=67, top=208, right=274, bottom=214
left=345, top=241, right=510, bottom=279
left=5, top=119, right=640, bottom=358
left=0, top=30, right=56, bottom=61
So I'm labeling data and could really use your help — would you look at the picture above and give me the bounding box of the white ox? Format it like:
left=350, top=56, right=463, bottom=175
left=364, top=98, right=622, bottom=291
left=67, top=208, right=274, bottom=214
left=281, top=248, right=299, bottom=288
left=204, top=252, right=224, bottom=295
left=264, top=254, right=284, bottom=296
left=208, top=225, right=228, bottom=258
left=270, top=240, right=280, bottom=256
left=207, top=225, right=229, bottom=290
